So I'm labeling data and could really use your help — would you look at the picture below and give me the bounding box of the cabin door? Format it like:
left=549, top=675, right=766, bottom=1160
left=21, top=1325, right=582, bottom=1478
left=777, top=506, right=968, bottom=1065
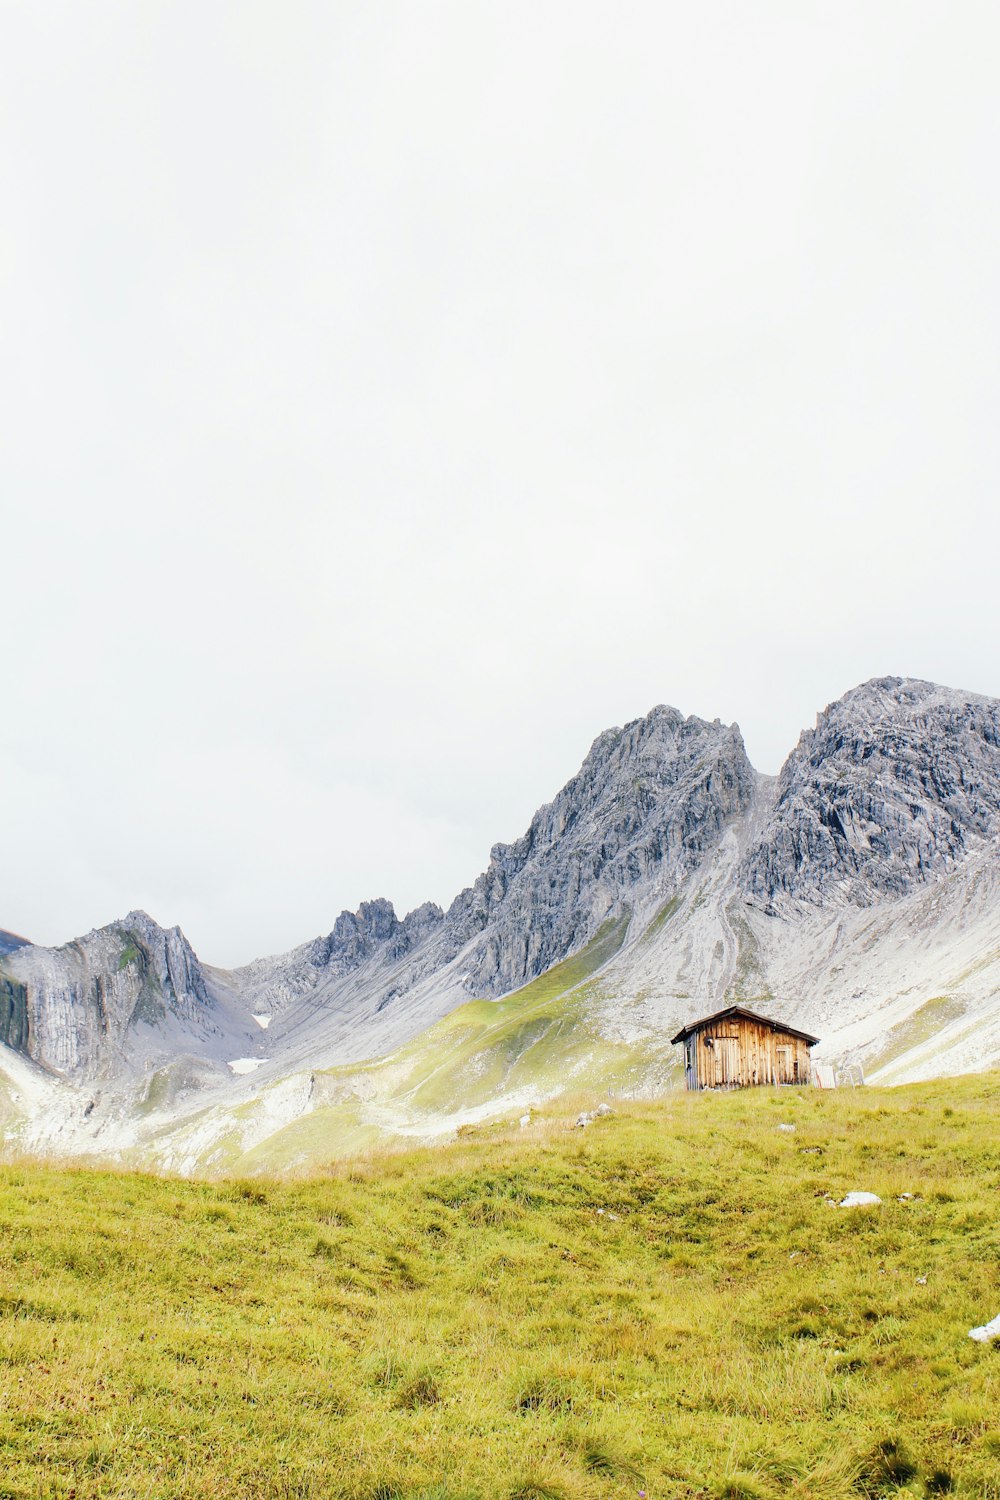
left=775, top=1045, right=797, bottom=1084
left=718, top=1036, right=740, bottom=1086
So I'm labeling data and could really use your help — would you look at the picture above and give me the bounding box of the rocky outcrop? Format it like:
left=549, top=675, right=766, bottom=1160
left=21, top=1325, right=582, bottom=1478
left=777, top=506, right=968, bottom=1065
left=742, top=678, right=1000, bottom=910
left=0, top=974, right=29, bottom=1051
left=230, top=898, right=446, bottom=1017
left=308, top=898, right=445, bottom=975
left=1, top=910, right=214, bottom=1078
left=445, top=706, right=757, bottom=994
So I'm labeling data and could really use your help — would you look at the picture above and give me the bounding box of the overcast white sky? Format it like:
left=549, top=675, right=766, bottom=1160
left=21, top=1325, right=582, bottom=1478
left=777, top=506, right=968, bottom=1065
left=3, top=3, right=999, bottom=964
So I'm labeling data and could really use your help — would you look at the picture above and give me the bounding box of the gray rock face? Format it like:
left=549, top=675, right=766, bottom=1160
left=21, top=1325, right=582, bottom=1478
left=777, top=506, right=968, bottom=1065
left=0, top=973, right=29, bottom=1051
left=308, top=898, right=445, bottom=975
left=0, top=910, right=214, bottom=1078
left=445, top=707, right=757, bottom=994
left=230, top=898, right=446, bottom=1019
left=742, top=678, right=1000, bottom=910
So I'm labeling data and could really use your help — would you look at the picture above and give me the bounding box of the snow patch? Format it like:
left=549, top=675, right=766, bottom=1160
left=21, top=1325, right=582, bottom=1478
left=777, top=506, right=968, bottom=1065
left=228, top=1058, right=266, bottom=1075
left=252, top=1014, right=271, bottom=1030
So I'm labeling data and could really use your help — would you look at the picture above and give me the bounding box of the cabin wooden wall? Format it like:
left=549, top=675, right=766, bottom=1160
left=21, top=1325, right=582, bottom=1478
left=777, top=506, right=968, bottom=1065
left=686, top=1017, right=811, bottom=1089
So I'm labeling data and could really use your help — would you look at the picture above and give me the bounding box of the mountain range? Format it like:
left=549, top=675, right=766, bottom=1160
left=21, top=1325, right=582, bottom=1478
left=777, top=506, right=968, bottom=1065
left=3, top=675, right=999, bottom=1174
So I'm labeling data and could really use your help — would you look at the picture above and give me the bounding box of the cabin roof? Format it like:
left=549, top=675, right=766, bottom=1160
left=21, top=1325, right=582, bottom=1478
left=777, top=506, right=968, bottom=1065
left=670, top=1005, right=820, bottom=1047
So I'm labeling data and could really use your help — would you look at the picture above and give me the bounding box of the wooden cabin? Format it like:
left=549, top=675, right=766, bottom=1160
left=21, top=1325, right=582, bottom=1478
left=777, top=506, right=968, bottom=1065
left=671, top=1005, right=819, bottom=1090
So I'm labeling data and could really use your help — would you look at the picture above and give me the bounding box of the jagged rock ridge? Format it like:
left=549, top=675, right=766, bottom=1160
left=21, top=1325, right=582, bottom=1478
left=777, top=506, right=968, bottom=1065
left=229, top=897, right=447, bottom=1020
left=233, top=706, right=756, bottom=1021
left=742, top=678, right=1000, bottom=910
left=445, top=707, right=756, bottom=994
left=1, top=911, right=220, bottom=1078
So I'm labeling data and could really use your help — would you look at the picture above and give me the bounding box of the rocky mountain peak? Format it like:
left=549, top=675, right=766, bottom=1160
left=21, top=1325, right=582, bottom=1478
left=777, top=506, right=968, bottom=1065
left=445, top=704, right=757, bottom=994
left=742, top=676, right=1000, bottom=910
left=305, top=897, right=445, bottom=976
left=1, top=910, right=212, bottom=1078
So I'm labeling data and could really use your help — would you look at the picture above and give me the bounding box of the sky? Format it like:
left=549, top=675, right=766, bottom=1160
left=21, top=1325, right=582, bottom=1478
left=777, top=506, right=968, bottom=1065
left=3, top=2, right=999, bottom=965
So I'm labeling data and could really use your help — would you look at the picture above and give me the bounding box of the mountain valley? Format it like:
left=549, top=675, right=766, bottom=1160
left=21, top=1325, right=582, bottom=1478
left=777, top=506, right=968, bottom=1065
left=3, top=675, right=1000, bottom=1174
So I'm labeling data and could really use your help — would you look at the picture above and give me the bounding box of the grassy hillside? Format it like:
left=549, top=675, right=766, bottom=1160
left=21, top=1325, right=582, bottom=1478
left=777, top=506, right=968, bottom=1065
left=165, top=913, right=664, bottom=1175
left=2, top=1075, right=999, bottom=1499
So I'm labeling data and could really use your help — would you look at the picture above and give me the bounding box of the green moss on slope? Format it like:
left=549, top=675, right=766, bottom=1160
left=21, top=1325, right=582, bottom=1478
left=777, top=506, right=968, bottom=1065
left=214, top=913, right=665, bottom=1173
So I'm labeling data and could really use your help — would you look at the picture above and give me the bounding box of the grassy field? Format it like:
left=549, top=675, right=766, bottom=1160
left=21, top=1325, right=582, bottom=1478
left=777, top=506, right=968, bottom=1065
left=1, top=1074, right=998, bottom=1499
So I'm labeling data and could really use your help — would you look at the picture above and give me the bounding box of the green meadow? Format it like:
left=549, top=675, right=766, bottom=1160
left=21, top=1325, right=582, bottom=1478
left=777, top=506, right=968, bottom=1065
left=1, top=1074, right=998, bottom=1499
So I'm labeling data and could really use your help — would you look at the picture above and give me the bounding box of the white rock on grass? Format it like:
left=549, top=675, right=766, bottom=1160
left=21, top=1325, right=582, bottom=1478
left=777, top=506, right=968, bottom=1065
left=577, top=1104, right=615, bottom=1127
left=839, top=1191, right=882, bottom=1207
left=969, top=1313, right=1000, bottom=1343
